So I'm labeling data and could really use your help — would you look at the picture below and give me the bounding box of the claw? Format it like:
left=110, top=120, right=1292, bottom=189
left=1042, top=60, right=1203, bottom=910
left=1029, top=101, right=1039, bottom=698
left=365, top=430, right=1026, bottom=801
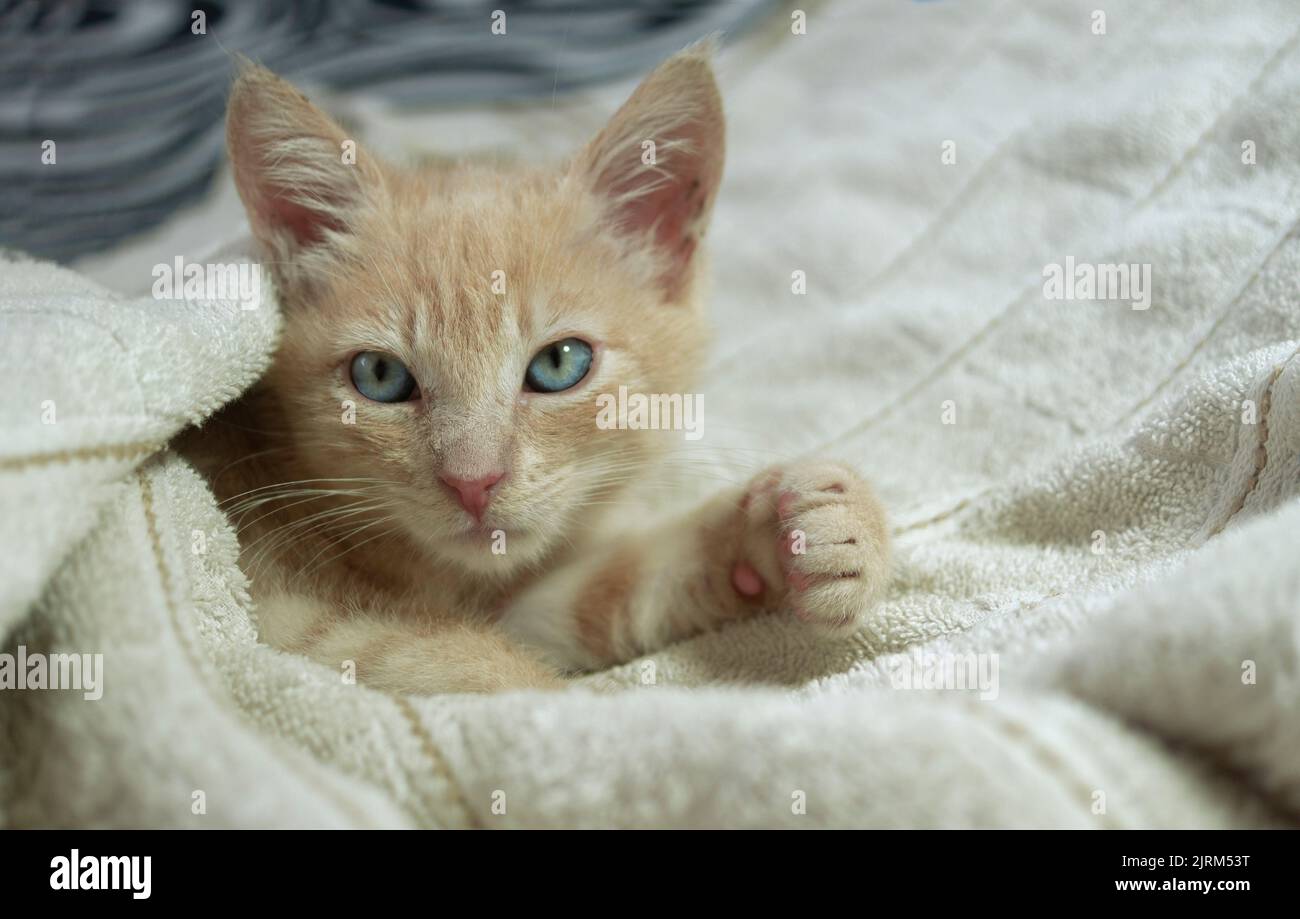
left=777, top=490, right=797, bottom=519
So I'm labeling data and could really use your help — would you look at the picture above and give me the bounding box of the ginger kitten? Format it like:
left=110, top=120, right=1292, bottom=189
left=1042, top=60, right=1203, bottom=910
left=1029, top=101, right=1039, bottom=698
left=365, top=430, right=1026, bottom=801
left=181, top=46, right=890, bottom=694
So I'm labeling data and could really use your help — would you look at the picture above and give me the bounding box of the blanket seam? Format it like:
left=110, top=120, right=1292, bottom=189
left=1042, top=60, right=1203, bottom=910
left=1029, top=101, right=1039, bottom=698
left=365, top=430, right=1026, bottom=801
left=1136, top=19, right=1300, bottom=212
left=1208, top=347, right=1299, bottom=537
left=392, top=696, right=483, bottom=830
left=0, top=440, right=160, bottom=473
left=818, top=19, right=1300, bottom=456
left=1111, top=210, right=1300, bottom=431
left=898, top=253, right=1300, bottom=541
left=138, top=463, right=384, bottom=829
left=708, top=1, right=1165, bottom=383
left=1109, top=19, right=1300, bottom=427
left=893, top=494, right=979, bottom=535
left=827, top=0, right=1166, bottom=302
left=895, top=190, right=1300, bottom=538
left=962, top=698, right=1123, bottom=829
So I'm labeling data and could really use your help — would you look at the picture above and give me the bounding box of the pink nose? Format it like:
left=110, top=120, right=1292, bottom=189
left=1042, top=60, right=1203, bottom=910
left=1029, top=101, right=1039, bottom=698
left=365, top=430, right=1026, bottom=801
left=440, top=471, right=505, bottom=522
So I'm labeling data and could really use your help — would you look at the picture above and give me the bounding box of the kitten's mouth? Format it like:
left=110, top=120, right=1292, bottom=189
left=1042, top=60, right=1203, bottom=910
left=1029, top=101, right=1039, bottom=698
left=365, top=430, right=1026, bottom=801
left=440, top=518, right=537, bottom=566
left=451, top=518, right=523, bottom=541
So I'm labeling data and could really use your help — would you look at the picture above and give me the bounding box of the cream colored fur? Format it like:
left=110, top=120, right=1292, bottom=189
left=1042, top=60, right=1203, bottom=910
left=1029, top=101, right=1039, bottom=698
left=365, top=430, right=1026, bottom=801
left=181, top=47, right=890, bottom=693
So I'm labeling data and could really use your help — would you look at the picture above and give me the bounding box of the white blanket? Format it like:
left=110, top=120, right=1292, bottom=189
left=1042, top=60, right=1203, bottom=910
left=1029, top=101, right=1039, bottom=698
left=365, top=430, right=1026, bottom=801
left=3, top=0, right=1299, bottom=828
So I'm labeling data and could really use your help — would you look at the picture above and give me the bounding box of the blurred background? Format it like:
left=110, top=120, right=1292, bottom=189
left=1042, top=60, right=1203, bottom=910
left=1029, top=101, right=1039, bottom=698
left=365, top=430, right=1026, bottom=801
left=0, top=0, right=779, bottom=264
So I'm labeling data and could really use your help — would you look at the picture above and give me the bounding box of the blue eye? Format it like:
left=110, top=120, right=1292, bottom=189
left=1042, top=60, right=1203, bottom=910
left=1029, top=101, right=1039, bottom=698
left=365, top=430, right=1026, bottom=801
left=350, top=351, right=418, bottom=403
left=525, top=338, right=593, bottom=393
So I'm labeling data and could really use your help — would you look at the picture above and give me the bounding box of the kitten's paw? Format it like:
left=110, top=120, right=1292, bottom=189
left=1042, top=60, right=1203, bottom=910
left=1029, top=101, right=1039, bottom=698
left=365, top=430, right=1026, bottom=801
left=730, top=461, right=890, bottom=631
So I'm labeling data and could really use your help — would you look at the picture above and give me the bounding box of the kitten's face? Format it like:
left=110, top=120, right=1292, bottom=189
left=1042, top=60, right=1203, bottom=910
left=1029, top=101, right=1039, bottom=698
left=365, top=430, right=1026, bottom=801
left=227, top=50, right=724, bottom=573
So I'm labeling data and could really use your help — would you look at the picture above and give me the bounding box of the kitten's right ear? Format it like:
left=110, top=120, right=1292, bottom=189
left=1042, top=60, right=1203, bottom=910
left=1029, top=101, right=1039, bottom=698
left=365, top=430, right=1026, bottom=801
left=226, top=61, right=381, bottom=263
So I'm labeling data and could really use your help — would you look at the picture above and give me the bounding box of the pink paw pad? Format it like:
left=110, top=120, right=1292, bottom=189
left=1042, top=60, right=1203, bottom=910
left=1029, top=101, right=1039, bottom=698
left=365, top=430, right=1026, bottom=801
left=730, top=561, right=765, bottom=598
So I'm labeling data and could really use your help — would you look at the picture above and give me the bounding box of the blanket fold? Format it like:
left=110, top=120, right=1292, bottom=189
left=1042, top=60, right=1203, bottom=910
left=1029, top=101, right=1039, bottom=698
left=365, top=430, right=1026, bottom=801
left=3, top=0, right=1299, bottom=828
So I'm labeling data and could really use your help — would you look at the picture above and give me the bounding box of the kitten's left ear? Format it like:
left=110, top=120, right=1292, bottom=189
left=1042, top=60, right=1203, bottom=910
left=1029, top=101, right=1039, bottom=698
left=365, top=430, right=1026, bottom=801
left=574, top=42, right=725, bottom=302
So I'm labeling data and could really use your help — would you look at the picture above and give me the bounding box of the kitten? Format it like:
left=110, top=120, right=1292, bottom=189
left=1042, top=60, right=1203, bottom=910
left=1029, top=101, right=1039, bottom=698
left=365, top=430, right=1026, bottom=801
left=180, top=46, right=890, bottom=694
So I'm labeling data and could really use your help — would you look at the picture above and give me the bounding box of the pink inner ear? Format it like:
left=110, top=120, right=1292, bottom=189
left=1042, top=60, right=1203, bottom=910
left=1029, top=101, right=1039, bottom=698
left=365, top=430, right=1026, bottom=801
left=259, top=189, right=340, bottom=248
left=611, top=164, right=713, bottom=299
left=232, top=121, right=349, bottom=249
left=623, top=171, right=704, bottom=249
left=596, top=106, right=719, bottom=300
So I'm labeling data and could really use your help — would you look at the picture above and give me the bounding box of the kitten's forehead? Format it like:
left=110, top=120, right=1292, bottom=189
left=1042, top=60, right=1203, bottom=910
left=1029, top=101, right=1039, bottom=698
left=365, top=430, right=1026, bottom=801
left=317, top=165, right=618, bottom=398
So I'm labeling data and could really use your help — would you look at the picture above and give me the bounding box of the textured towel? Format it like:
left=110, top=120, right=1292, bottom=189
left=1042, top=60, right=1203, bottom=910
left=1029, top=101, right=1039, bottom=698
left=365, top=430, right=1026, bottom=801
left=3, top=0, right=1300, bottom=828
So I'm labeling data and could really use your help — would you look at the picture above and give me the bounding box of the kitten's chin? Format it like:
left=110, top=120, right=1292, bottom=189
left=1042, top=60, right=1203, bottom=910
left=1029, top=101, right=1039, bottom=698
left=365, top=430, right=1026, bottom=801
left=420, top=524, right=551, bottom=575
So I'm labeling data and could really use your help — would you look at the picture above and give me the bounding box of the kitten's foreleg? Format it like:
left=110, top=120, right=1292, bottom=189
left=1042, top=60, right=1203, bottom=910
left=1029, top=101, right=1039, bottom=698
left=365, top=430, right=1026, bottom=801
left=256, top=592, right=565, bottom=694
left=498, top=460, right=891, bottom=671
